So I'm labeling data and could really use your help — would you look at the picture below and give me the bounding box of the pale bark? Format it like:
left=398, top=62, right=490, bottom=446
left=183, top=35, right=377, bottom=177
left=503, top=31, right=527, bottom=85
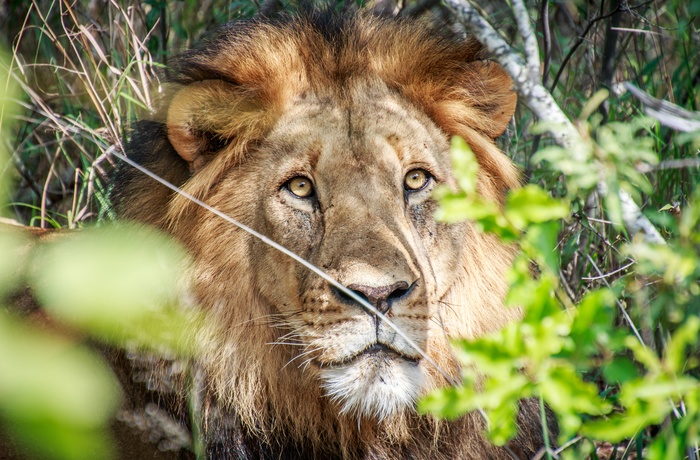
left=442, top=0, right=665, bottom=245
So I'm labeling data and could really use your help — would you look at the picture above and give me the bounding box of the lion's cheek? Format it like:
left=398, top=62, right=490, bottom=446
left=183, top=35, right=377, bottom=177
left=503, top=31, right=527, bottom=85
left=304, top=316, right=375, bottom=361
left=423, top=221, right=468, bottom=299
left=248, top=203, right=322, bottom=307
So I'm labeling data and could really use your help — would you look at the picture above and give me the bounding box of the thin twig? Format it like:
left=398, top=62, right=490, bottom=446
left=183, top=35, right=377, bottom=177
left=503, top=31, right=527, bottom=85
left=550, top=4, right=623, bottom=94
left=582, top=261, right=635, bottom=281
left=585, top=253, right=645, bottom=345
left=540, top=0, right=551, bottom=88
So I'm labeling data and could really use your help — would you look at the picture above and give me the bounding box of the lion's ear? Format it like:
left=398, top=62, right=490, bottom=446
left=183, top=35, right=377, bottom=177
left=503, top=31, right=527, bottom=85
left=466, top=61, right=517, bottom=138
left=166, top=80, right=272, bottom=172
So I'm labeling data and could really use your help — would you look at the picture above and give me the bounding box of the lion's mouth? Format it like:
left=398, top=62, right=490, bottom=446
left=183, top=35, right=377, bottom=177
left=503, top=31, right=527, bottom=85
left=317, top=343, right=419, bottom=369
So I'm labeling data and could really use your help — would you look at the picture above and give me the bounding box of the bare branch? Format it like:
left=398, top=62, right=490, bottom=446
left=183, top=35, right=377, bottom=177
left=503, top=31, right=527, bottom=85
left=442, top=0, right=666, bottom=245
left=540, top=0, right=551, bottom=87
left=625, top=82, right=700, bottom=132
left=441, top=0, right=579, bottom=147
left=512, top=0, right=540, bottom=83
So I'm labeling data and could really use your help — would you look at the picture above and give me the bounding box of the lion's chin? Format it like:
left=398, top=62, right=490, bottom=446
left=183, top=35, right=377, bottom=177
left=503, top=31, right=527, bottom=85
left=319, top=351, right=424, bottom=421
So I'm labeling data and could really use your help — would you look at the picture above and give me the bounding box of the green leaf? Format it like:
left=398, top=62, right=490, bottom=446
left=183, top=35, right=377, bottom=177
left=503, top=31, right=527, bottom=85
left=569, top=289, right=616, bottom=356
left=603, top=357, right=639, bottom=384
left=524, top=221, right=561, bottom=274
left=452, top=334, right=523, bottom=379
left=603, top=178, right=624, bottom=231
left=620, top=376, right=698, bottom=406
left=540, top=366, right=611, bottom=418
left=583, top=410, right=658, bottom=443
left=0, top=314, right=119, bottom=460
left=417, top=385, right=478, bottom=420
left=504, top=185, right=569, bottom=230
left=625, top=336, right=662, bottom=372
left=435, top=193, right=500, bottom=224
left=580, top=89, right=609, bottom=121
left=520, top=275, right=561, bottom=322
left=484, top=401, right=519, bottom=445
left=29, top=223, right=202, bottom=354
left=0, top=228, right=30, bottom=296
left=450, top=136, right=479, bottom=195
left=664, top=316, right=700, bottom=374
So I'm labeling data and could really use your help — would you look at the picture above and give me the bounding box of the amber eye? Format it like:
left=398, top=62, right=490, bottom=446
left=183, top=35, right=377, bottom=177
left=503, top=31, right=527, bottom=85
left=286, top=176, right=315, bottom=198
left=404, top=169, right=430, bottom=191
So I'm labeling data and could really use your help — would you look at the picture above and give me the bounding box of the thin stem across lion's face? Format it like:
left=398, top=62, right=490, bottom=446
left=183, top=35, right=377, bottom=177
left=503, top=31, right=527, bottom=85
left=113, top=150, right=457, bottom=387
left=113, top=88, right=466, bottom=421
left=236, top=90, right=471, bottom=418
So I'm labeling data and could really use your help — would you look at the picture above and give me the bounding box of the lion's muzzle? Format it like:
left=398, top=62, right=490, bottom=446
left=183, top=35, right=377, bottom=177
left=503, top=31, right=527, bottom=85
left=331, top=280, right=415, bottom=315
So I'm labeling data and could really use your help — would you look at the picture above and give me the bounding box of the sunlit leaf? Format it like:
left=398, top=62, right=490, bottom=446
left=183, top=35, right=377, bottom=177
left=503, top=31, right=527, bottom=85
left=417, top=385, right=479, bottom=420
left=450, top=136, right=479, bottom=195
left=484, top=401, right=519, bottom=445
left=505, top=185, right=569, bottom=230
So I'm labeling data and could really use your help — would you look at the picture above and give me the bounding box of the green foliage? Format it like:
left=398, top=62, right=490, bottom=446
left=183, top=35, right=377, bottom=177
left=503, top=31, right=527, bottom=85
left=0, top=58, right=200, bottom=458
left=0, top=310, right=120, bottom=460
left=0, top=222, right=202, bottom=459
left=422, top=125, right=700, bottom=457
left=533, top=98, right=658, bottom=231
left=30, top=224, right=203, bottom=353
left=3, top=0, right=700, bottom=458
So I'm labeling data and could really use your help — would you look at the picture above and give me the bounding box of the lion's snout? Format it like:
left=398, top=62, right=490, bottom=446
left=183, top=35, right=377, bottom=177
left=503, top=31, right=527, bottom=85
left=331, top=280, right=415, bottom=315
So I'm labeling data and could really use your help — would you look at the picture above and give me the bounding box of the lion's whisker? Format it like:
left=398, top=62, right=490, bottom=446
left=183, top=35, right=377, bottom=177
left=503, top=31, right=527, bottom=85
left=281, top=347, right=320, bottom=371
left=267, top=341, right=304, bottom=347
left=230, top=313, right=289, bottom=328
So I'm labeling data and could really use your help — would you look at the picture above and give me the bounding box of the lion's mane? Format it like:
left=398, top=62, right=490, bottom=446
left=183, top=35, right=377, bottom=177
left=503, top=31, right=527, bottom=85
left=114, top=9, right=547, bottom=460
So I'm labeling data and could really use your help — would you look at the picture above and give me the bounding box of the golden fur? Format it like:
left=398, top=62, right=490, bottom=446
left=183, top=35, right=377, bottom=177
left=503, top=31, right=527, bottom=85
left=115, top=10, right=546, bottom=459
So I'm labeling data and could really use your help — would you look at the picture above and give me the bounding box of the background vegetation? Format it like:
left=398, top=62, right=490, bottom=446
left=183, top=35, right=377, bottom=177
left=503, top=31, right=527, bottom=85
left=0, top=0, right=699, bottom=459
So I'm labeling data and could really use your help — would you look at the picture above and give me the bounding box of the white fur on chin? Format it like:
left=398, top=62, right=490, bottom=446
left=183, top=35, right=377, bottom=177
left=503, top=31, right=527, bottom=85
left=320, top=354, right=424, bottom=421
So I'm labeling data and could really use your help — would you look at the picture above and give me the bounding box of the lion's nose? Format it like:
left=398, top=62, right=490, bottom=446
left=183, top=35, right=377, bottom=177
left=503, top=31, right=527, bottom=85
left=332, top=281, right=414, bottom=315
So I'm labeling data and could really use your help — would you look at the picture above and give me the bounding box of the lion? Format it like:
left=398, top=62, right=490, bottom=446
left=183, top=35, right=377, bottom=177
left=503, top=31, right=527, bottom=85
left=108, top=9, right=549, bottom=460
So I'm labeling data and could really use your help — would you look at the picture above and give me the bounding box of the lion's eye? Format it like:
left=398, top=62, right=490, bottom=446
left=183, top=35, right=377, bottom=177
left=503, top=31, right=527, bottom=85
left=286, top=176, right=315, bottom=198
left=404, top=169, right=430, bottom=191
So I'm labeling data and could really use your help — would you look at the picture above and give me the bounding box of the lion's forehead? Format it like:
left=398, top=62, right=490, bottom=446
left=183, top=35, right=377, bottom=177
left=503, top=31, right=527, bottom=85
left=271, top=89, right=452, bottom=176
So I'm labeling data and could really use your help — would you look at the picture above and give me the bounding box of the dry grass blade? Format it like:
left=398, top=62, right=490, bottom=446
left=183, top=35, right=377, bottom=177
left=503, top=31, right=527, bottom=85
left=6, top=0, right=160, bottom=227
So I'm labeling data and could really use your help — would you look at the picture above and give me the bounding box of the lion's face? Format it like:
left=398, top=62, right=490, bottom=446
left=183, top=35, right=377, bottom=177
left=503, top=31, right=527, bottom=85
left=118, top=12, right=529, bottom=453
left=240, top=84, right=465, bottom=419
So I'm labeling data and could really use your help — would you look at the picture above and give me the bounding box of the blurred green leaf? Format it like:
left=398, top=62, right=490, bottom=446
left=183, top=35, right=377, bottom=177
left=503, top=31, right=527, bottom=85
left=603, top=356, right=639, bottom=384
left=664, top=316, right=700, bottom=374
left=417, top=384, right=479, bottom=420
left=603, top=178, right=623, bottom=231
left=484, top=401, right=519, bottom=445
left=0, top=313, right=119, bottom=460
left=0, top=228, right=29, bottom=296
left=29, top=223, right=203, bottom=355
left=505, top=185, right=569, bottom=230
left=569, top=289, right=616, bottom=358
left=579, top=89, right=609, bottom=121
left=625, top=242, right=698, bottom=284
left=450, top=136, right=479, bottom=195
left=524, top=221, right=561, bottom=274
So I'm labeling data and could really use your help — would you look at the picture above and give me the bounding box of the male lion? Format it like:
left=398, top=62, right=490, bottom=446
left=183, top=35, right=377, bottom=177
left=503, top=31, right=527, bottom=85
left=110, top=9, right=547, bottom=460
